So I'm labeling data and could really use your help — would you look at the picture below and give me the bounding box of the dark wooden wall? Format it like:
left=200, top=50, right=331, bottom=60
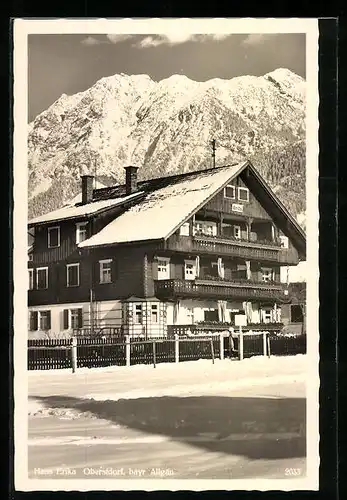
left=204, top=175, right=272, bottom=220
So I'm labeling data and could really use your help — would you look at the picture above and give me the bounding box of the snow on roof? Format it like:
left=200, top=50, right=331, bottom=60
left=62, top=180, right=109, bottom=207
left=28, top=191, right=143, bottom=225
left=79, top=162, right=247, bottom=248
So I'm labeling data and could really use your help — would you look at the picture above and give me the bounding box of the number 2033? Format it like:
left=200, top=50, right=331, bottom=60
left=285, top=468, right=302, bottom=476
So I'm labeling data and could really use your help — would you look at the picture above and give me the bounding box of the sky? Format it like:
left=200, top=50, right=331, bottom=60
left=28, top=33, right=306, bottom=122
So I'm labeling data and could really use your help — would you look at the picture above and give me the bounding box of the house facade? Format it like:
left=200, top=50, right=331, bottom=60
left=28, top=161, right=306, bottom=338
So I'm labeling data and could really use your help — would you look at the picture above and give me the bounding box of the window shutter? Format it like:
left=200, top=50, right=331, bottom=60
left=77, top=309, right=83, bottom=328
left=63, top=309, right=69, bottom=330
left=47, top=311, right=51, bottom=330
left=30, top=311, right=38, bottom=331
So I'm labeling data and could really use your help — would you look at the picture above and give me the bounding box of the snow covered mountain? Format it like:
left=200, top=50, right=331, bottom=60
left=28, top=68, right=306, bottom=221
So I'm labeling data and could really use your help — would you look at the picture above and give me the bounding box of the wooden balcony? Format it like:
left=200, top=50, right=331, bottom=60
left=154, top=278, right=290, bottom=302
left=165, top=234, right=299, bottom=265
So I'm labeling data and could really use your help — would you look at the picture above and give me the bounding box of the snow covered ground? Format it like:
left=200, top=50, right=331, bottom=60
left=27, top=355, right=307, bottom=482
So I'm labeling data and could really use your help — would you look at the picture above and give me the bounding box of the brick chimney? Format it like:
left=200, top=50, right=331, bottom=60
left=81, top=175, right=94, bottom=204
left=124, top=166, right=139, bottom=195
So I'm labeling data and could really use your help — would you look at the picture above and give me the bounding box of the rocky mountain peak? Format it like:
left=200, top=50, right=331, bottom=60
left=28, top=69, right=306, bottom=223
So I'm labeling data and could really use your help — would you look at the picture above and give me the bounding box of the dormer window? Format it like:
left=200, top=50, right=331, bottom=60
left=238, top=187, right=249, bottom=202
left=48, top=226, right=60, bottom=248
left=224, top=184, right=236, bottom=199
left=76, top=222, right=88, bottom=244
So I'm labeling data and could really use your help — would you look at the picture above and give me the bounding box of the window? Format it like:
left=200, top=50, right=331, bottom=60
left=29, top=310, right=51, bottom=331
left=184, top=260, right=196, bottom=280
left=279, top=235, right=289, bottom=249
left=99, top=259, right=112, bottom=284
left=262, top=309, right=273, bottom=324
left=203, top=222, right=217, bottom=236
left=39, top=310, right=51, bottom=330
left=186, top=306, right=194, bottom=324
left=48, top=226, right=60, bottom=248
left=193, top=222, right=203, bottom=235
left=212, top=260, right=225, bottom=278
left=157, top=257, right=170, bottom=280
left=238, top=187, right=249, bottom=202
left=179, top=222, right=190, bottom=236
left=224, top=184, right=236, bottom=199
left=76, top=222, right=88, bottom=244
left=233, top=225, right=241, bottom=239
left=28, top=253, right=33, bottom=262
left=193, top=221, right=217, bottom=236
left=63, top=308, right=83, bottom=329
left=36, top=267, right=48, bottom=289
left=135, top=304, right=143, bottom=324
left=261, top=268, right=274, bottom=283
left=151, top=304, right=158, bottom=323
left=66, top=263, right=80, bottom=287
left=204, top=309, right=219, bottom=322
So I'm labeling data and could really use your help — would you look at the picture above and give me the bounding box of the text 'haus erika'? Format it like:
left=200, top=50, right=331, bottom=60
left=27, top=161, right=306, bottom=338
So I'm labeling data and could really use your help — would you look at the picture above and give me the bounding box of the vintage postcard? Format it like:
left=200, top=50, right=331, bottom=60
left=13, top=18, right=319, bottom=491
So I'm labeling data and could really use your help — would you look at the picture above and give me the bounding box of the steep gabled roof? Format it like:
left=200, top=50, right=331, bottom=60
left=78, top=162, right=249, bottom=248
left=79, top=160, right=306, bottom=259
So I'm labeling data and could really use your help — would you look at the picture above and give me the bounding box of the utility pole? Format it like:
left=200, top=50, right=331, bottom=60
left=211, top=139, right=216, bottom=168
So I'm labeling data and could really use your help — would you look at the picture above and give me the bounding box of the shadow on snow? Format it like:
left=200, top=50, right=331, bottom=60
left=30, top=394, right=306, bottom=460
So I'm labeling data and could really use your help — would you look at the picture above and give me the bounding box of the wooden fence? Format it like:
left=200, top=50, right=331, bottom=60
left=27, top=333, right=306, bottom=371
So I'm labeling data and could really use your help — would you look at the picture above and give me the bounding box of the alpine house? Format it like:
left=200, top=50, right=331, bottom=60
left=27, top=161, right=306, bottom=337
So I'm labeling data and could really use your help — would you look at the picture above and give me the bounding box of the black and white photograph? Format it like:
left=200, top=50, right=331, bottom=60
left=13, top=18, right=319, bottom=491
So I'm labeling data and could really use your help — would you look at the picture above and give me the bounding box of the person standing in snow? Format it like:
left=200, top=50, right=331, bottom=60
left=228, top=326, right=236, bottom=356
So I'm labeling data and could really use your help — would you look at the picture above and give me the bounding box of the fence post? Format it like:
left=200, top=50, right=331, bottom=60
left=71, top=337, right=77, bottom=373
left=219, top=333, right=224, bottom=360
left=239, top=327, right=244, bottom=361
left=267, top=334, right=271, bottom=358
left=175, top=334, right=179, bottom=363
left=263, top=331, right=267, bottom=357
left=153, top=341, right=156, bottom=368
left=210, top=338, right=215, bottom=364
left=125, top=335, right=130, bottom=367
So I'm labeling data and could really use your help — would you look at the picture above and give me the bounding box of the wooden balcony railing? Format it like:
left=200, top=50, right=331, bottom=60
left=154, top=278, right=290, bottom=302
left=165, top=235, right=299, bottom=265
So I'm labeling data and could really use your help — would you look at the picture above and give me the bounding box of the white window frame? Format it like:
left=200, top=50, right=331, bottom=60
left=193, top=221, right=203, bottom=235
left=66, top=263, right=80, bottom=287
left=279, top=235, right=289, bottom=249
left=28, top=269, right=34, bottom=290
left=48, top=226, right=60, bottom=248
left=135, top=304, right=143, bottom=324
left=99, top=259, right=112, bottom=284
left=76, top=222, right=88, bottom=244
left=36, top=267, right=48, bottom=289
left=261, top=267, right=274, bottom=283
left=157, top=257, right=170, bottom=280
left=70, top=308, right=82, bottom=329
left=238, top=186, right=249, bottom=202
left=224, top=184, right=236, bottom=199
left=262, top=308, right=273, bottom=323
left=39, top=310, right=51, bottom=331
left=179, top=222, right=190, bottom=236
left=203, top=222, right=217, bottom=236
left=233, top=225, right=241, bottom=239
left=151, top=304, right=159, bottom=323
left=193, top=221, right=217, bottom=236
left=184, top=260, right=196, bottom=280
